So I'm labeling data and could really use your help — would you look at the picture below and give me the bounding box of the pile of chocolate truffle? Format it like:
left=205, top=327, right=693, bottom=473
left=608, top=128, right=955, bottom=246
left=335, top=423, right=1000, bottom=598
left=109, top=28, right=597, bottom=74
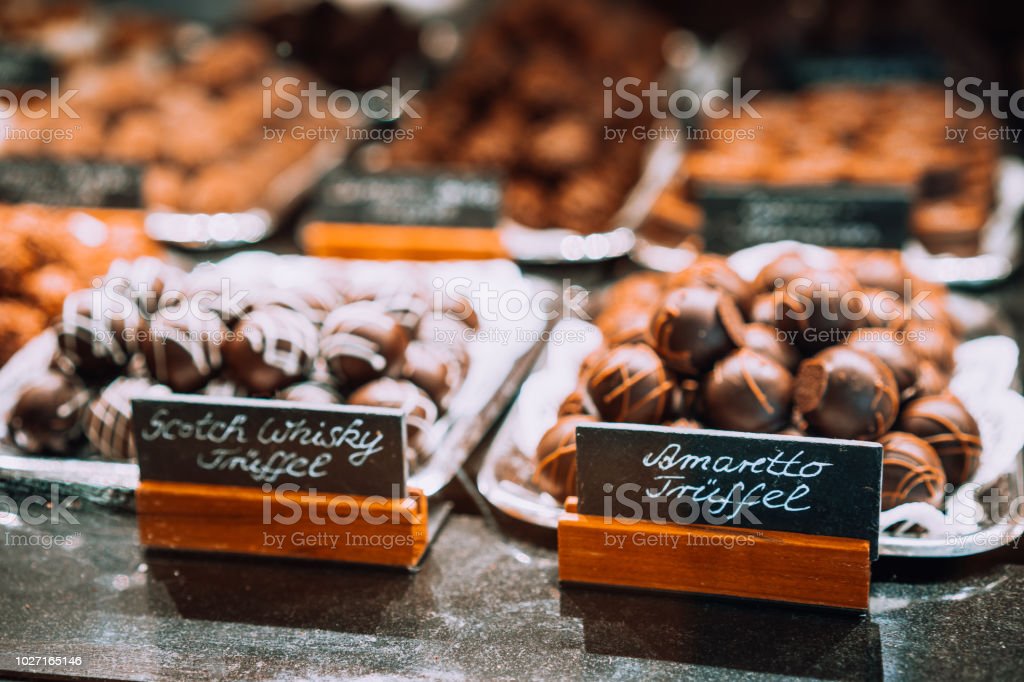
left=6, top=258, right=477, bottom=469
left=1, top=5, right=342, bottom=214
left=680, top=85, right=999, bottom=256
left=389, top=0, right=668, bottom=234
left=536, top=250, right=981, bottom=518
left=0, top=205, right=159, bottom=365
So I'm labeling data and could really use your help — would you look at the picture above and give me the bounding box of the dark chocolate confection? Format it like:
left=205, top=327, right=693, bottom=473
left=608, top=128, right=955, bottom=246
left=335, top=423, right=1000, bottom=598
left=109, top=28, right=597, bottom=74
left=649, top=287, right=744, bottom=376
left=224, top=306, right=318, bottom=395
left=533, top=414, right=596, bottom=501
left=104, top=256, right=184, bottom=316
left=753, top=252, right=813, bottom=292
left=277, top=381, right=343, bottom=405
left=846, top=328, right=920, bottom=395
left=794, top=346, right=900, bottom=440
left=748, top=292, right=783, bottom=327
left=668, top=377, right=701, bottom=421
left=840, top=250, right=908, bottom=294
left=897, top=394, right=982, bottom=486
left=595, top=304, right=653, bottom=347
left=778, top=268, right=867, bottom=353
left=741, top=322, right=800, bottom=373
left=399, top=340, right=465, bottom=411
left=669, top=255, right=754, bottom=313
left=585, top=343, right=673, bottom=424
left=880, top=431, right=947, bottom=511
left=141, top=309, right=225, bottom=393
left=602, top=271, right=665, bottom=311
left=84, top=377, right=172, bottom=461
left=557, top=386, right=591, bottom=418
left=348, top=378, right=438, bottom=467
left=701, top=349, right=794, bottom=433
left=906, top=322, right=957, bottom=374
left=862, top=288, right=908, bottom=329
left=8, top=370, right=89, bottom=454
left=913, top=360, right=950, bottom=398
left=320, top=302, right=409, bottom=390
left=56, top=289, right=139, bottom=385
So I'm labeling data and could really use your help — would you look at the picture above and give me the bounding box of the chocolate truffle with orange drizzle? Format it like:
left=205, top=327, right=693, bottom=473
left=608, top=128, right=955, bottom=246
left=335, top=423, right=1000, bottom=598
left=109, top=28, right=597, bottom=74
left=701, top=349, right=794, bottom=433
left=533, top=414, right=596, bottom=501
left=879, top=431, right=947, bottom=510
left=794, top=346, right=900, bottom=440
left=649, top=287, right=744, bottom=377
left=897, top=393, right=982, bottom=486
left=585, top=344, right=673, bottom=424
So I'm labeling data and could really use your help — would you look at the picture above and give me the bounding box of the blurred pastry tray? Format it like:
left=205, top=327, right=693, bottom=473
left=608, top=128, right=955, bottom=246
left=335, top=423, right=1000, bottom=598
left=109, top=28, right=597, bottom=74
left=478, top=244, right=1024, bottom=558
left=632, top=156, right=1024, bottom=289
left=0, top=257, right=551, bottom=511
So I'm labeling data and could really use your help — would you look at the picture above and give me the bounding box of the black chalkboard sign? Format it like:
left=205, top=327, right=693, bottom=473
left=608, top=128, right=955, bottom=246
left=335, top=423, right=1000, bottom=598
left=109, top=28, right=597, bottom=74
left=0, top=158, right=143, bottom=207
left=575, top=423, right=883, bottom=558
left=309, top=168, right=502, bottom=228
left=777, top=52, right=943, bottom=90
left=0, top=44, right=54, bottom=87
left=132, top=395, right=407, bottom=498
left=696, top=182, right=912, bottom=253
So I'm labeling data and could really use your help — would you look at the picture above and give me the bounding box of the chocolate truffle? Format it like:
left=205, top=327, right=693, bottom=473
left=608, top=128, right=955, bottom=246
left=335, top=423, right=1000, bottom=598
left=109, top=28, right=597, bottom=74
left=778, top=268, right=867, bottom=353
left=533, top=415, right=596, bottom=501
left=880, top=431, right=947, bottom=511
left=595, top=304, right=653, bottom=347
left=585, top=344, right=673, bottom=423
left=669, top=255, right=753, bottom=313
left=56, top=289, right=139, bottom=385
left=557, top=386, right=591, bottom=417
left=913, top=360, right=950, bottom=398
left=104, top=256, right=184, bottom=316
left=840, top=250, right=908, bottom=294
left=748, top=291, right=783, bottom=327
left=754, top=252, right=813, bottom=292
left=906, top=322, right=957, bottom=374
left=897, top=394, right=982, bottom=486
left=846, top=328, right=919, bottom=395
left=85, top=377, right=172, bottom=461
left=320, top=302, right=409, bottom=390
left=224, top=307, right=318, bottom=395
left=348, top=378, right=438, bottom=467
left=649, top=287, right=744, bottom=376
left=141, top=309, right=225, bottom=393
left=741, top=323, right=800, bottom=373
left=277, top=381, right=343, bottom=404
left=794, top=346, right=900, bottom=440
left=8, top=370, right=89, bottom=455
left=701, top=349, right=793, bottom=433
left=399, top=340, right=465, bottom=411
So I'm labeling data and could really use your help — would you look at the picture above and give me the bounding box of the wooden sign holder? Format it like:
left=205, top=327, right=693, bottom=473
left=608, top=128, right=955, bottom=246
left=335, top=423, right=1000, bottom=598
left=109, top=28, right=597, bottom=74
left=558, top=497, right=871, bottom=611
left=138, top=481, right=432, bottom=569
left=302, top=221, right=508, bottom=261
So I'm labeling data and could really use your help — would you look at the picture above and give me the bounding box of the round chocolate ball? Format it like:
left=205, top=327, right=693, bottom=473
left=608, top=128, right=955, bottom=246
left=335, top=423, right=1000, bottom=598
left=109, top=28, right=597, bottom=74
left=225, top=306, right=318, bottom=395
left=669, top=255, right=753, bottom=312
left=741, top=323, right=800, bottom=373
left=754, top=252, right=813, bottom=292
left=84, top=377, right=172, bottom=461
left=846, top=328, right=919, bottom=395
left=778, top=268, right=867, bottom=353
left=533, top=414, right=596, bottom=501
left=557, top=386, right=591, bottom=418
left=897, top=394, right=982, bottom=486
left=913, top=360, right=950, bottom=398
left=748, top=291, right=783, bottom=327
left=701, top=349, right=794, bottom=433
left=879, top=431, right=947, bottom=511
left=104, top=256, right=184, bottom=316
left=56, top=289, right=140, bottom=385
left=399, top=340, right=465, bottom=411
left=794, top=346, right=900, bottom=440
left=141, top=308, right=226, bottom=393
left=906, top=322, right=957, bottom=374
left=649, top=287, right=744, bottom=376
left=320, top=302, right=409, bottom=390
left=277, top=381, right=343, bottom=404
left=595, top=303, right=653, bottom=347
left=348, top=378, right=438, bottom=468
left=841, top=250, right=908, bottom=294
left=8, top=370, right=89, bottom=454
left=585, top=344, right=673, bottom=424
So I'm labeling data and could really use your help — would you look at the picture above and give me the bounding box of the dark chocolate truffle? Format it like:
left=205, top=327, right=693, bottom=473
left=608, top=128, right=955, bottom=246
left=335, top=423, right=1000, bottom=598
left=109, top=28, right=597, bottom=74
left=225, top=306, right=318, bottom=395
left=741, top=323, right=800, bottom=373
left=595, top=304, right=653, bottom=347
left=701, top=349, right=793, bottom=433
left=84, top=377, right=172, bottom=461
left=897, top=394, right=982, bottom=486
left=320, top=302, right=409, bottom=390
left=778, top=268, right=867, bottom=353
left=141, top=309, right=225, bottom=393
left=585, top=344, right=673, bottom=423
left=104, top=256, right=184, bottom=316
left=649, top=287, right=744, bottom=376
left=277, top=381, right=343, bottom=404
left=56, top=289, right=139, bottom=385
left=348, top=378, right=438, bottom=467
left=399, top=340, right=465, bottom=411
left=880, top=431, right=946, bottom=511
left=906, top=322, right=957, bottom=374
left=748, top=291, right=783, bottom=327
left=913, top=360, right=950, bottom=398
left=794, top=346, right=900, bottom=440
left=8, top=370, right=89, bottom=454
left=669, top=255, right=753, bottom=313
left=846, top=328, right=920, bottom=395
left=533, top=414, right=596, bottom=501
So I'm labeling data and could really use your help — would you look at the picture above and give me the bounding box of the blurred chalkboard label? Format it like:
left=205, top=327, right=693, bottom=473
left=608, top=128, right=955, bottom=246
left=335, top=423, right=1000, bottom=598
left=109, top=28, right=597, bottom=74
left=575, top=423, right=883, bottom=558
left=695, top=182, right=912, bottom=252
left=780, top=52, right=943, bottom=88
left=0, top=44, right=55, bottom=87
left=0, top=158, right=143, bottom=207
left=133, top=395, right=407, bottom=498
left=310, top=169, right=502, bottom=228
